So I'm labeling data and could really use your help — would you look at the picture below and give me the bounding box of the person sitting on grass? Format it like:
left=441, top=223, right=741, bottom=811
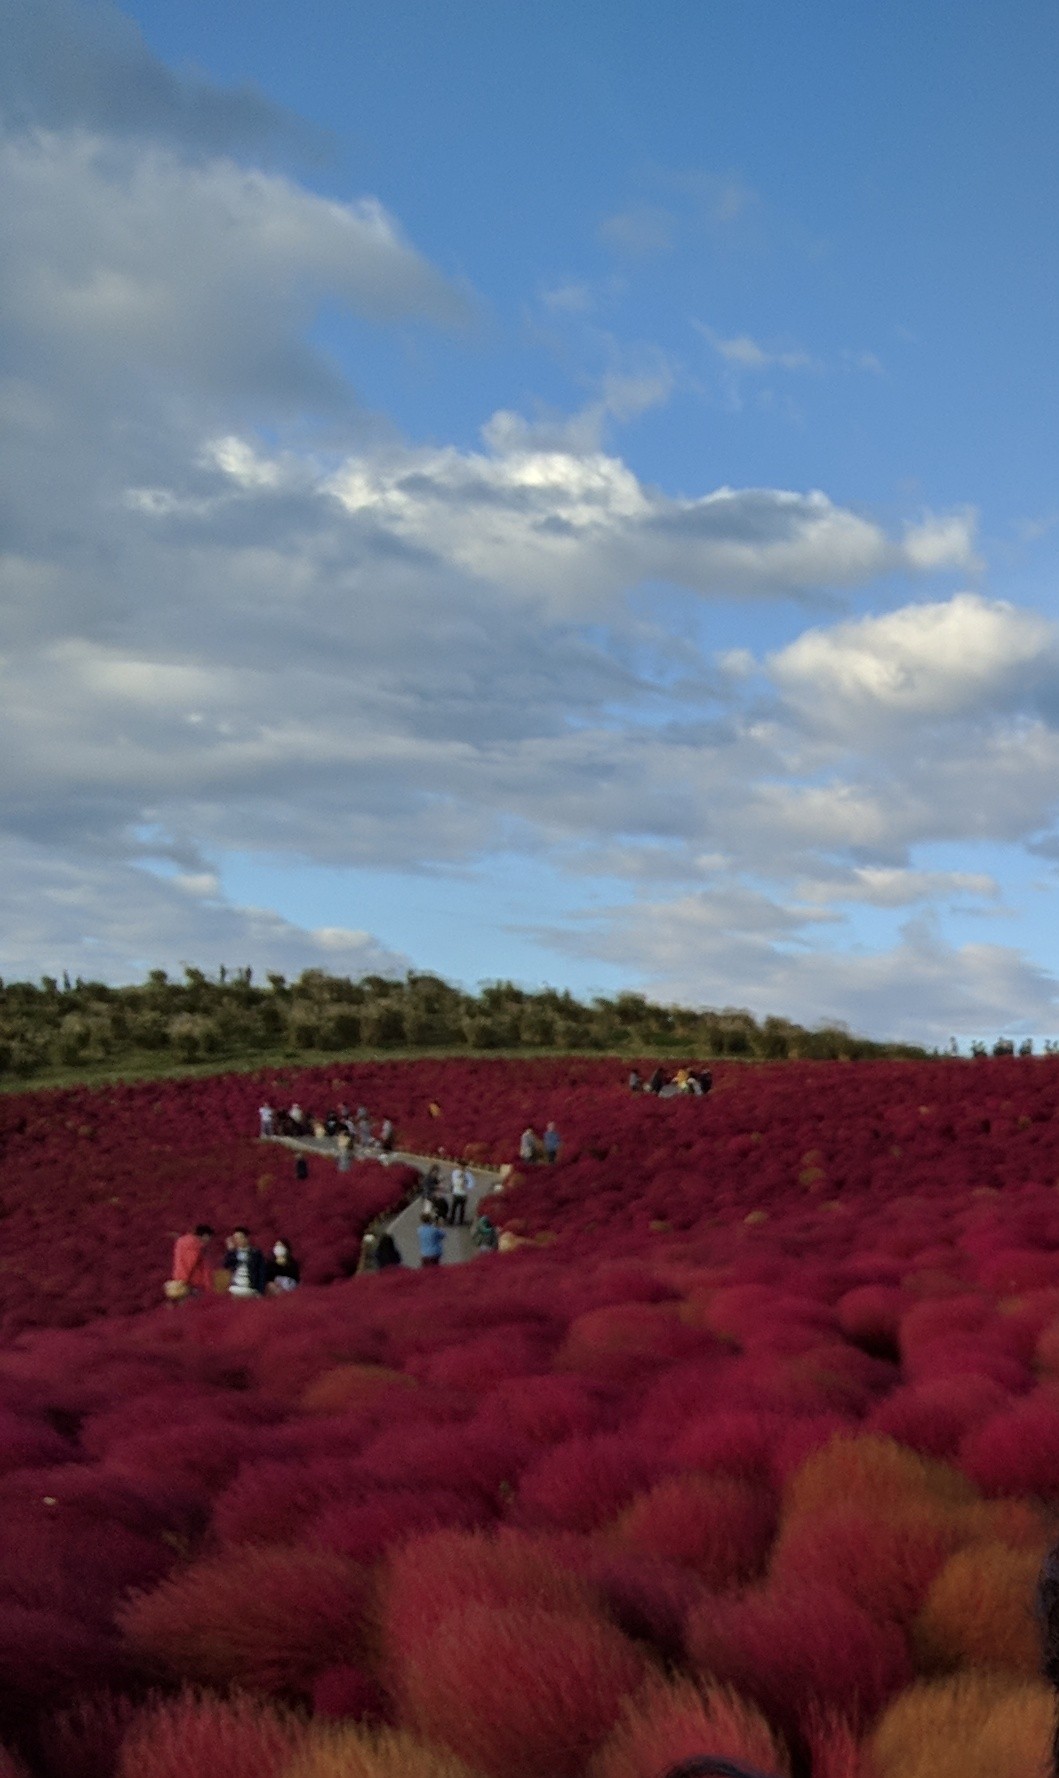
left=166, top=1223, right=214, bottom=1302
left=417, top=1212, right=445, bottom=1268
left=223, top=1227, right=266, bottom=1298
left=265, top=1238, right=300, bottom=1294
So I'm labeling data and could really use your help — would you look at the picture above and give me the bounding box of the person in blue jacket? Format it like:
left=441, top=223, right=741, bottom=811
left=417, top=1212, right=445, bottom=1268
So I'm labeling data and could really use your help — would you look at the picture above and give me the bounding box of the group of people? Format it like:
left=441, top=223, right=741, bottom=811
left=418, top=1161, right=476, bottom=1225
left=629, top=1065, right=713, bottom=1096
left=167, top=1224, right=300, bottom=1302
left=414, top=1160, right=498, bottom=1263
left=518, top=1121, right=561, bottom=1164
left=258, top=1101, right=396, bottom=1157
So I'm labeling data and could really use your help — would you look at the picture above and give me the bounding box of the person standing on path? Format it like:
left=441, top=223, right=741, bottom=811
left=543, top=1122, right=561, bottom=1164
left=417, top=1213, right=445, bottom=1267
left=450, top=1164, right=469, bottom=1224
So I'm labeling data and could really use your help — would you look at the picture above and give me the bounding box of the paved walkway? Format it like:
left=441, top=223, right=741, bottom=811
left=266, top=1135, right=503, bottom=1268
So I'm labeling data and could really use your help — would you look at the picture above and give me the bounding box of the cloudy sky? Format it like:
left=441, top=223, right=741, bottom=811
left=4, top=0, right=1059, bottom=1043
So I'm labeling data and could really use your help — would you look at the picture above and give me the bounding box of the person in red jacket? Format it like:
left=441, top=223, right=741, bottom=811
left=168, top=1223, right=215, bottom=1300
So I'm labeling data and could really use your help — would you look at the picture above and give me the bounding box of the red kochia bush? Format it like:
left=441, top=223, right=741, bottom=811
left=867, top=1375, right=1010, bottom=1460
left=0, top=1503, right=177, bottom=1623
left=396, top=1601, right=650, bottom=1778
left=211, top=1458, right=374, bottom=1545
left=612, top=1475, right=774, bottom=1589
left=311, top=1665, right=392, bottom=1724
left=958, top=1393, right=1059, bottom=1498
left=353, top=1421, right=527, bottom=1508
left=474, top=1373, right=613, bottom=1447
left=574, top=1549, right=706, bottom=1663
left=118, top=1545, right=372, bottom=1692
left=36, top=1692, right=142, bottom=1778
left=587, top=1676, right=789, bottom=1778
left=308, top=1488, right=489, bottom=1564
left=0, top=1607, right=131, bottom=1737
left=378, top=1527, right=598, bottom=1673
left=667, top=1410, right=784, bottom=1482
left=768, top=1505, right=957, bottom=1626
left=115, top=1691, right=307, bottom=1778
left=686, top=1581, right=913, bottom=1741
left=515, top=1433, right=657, bottom=1531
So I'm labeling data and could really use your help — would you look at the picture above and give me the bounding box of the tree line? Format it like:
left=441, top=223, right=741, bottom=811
left=0, top=966, right=928, bottom=1081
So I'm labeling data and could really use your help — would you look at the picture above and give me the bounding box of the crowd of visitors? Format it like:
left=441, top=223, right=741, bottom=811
left=258, top=1100, right=397, bottom=1156
left=628, top=1064, right=713, bottom=1096
left=176, top=1066, right=703, bottom=1300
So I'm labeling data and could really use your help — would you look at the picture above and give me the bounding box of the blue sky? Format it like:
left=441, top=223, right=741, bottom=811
left=4, top=0, right=1059, bottom=1043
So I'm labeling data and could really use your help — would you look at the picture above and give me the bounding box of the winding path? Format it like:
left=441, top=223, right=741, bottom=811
left=267, top=1135, right=503, bottom=1268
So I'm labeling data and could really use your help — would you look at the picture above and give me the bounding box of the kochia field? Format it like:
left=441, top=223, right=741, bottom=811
left=1, top=1054, right=1058, bottom=1778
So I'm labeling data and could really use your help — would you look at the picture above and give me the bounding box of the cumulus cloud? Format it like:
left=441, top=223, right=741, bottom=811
left=770, top=592, right=1049, bottom=727
left=320, top=443, right=974, bottom=613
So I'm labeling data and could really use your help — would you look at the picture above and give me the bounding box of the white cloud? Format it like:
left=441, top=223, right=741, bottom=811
left=547, top=892, right=1059, bottom=1045
left=0, top=836, right=409, bottom=983
left=319, top=441, right=974, bottom=614
left=700, top=325, right=817, bottom=372
left=0, top=129, right=468, bottom=411
left=800, top=866, right=1000, bottom=908
left=770, top=592, right=1049, bottom=725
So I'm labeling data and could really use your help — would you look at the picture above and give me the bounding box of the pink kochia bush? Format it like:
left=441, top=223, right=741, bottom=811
left=4, top=1054, right=1059, bottom=1768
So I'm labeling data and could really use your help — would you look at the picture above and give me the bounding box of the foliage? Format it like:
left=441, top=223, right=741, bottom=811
left=0, top=965, right=924, bottom=1084
left=0, top=1053, right=1059, bottom=1767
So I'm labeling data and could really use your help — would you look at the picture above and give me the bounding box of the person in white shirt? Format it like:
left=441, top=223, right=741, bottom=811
left=258, top=1103, right=274, bottom=1138
left=450, top=1164, right=469, bottom=1225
